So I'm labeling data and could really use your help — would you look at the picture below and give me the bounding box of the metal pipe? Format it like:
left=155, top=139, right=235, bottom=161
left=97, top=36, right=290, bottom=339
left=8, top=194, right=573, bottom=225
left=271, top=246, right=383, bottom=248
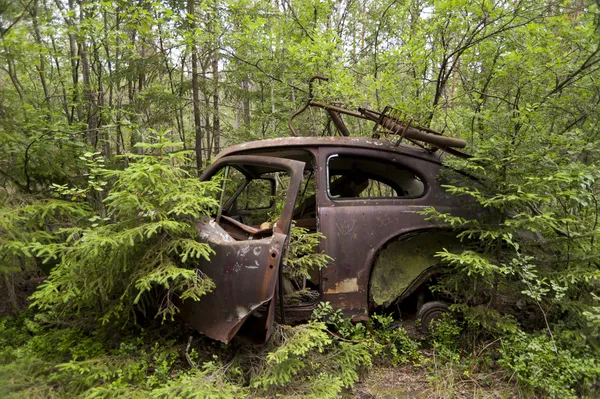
left=327, top=110, right=350, bottom=136
left=378, top=116, right=467, bottom=149
left=311, top=101, right=370, bottom=120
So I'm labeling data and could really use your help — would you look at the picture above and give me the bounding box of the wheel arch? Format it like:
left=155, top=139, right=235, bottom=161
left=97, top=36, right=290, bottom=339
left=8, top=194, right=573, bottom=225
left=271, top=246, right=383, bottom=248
left=367, top=228, right=463, bottom=310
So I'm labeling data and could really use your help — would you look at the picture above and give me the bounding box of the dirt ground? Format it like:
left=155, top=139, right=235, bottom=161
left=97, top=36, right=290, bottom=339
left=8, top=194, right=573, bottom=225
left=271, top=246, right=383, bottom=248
left=353, top=365, right=522, bottom=399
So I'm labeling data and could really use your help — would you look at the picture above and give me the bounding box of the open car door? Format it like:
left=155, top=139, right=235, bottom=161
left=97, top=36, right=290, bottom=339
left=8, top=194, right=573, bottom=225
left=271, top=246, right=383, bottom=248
left=178, top=156, right=305, bottom=344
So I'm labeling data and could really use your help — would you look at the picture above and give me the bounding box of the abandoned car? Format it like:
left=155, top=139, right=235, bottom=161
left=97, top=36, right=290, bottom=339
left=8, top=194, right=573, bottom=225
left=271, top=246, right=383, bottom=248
left=179, top=134, right=480, bottom=344
left=177, top=76, right=481, bottom=343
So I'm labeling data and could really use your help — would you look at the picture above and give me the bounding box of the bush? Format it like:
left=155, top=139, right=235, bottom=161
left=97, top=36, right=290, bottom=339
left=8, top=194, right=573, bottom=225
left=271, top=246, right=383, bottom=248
left=499, top=331, right=600, bottom=398
left=0, top=303, right=426, bottom=399
left=30, top=135, right=221, bottom=326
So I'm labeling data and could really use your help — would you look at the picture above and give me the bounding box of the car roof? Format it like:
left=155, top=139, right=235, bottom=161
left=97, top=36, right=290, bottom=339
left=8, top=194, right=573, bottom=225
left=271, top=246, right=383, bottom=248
left=215, top=136, right=446, bottom=164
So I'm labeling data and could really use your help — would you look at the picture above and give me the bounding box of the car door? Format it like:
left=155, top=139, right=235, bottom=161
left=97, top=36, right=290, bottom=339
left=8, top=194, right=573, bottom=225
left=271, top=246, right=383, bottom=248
left=178, top=155, right=305, bottom=343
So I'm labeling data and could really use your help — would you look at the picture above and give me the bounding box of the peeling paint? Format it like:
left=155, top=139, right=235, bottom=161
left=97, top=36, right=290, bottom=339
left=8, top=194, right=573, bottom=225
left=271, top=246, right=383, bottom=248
left=238, top=245, right=251, bottom=257
left=246, top=260, right=260, bottom=269
left=325, top=277, right=359, bottom=293
left=236, top=306, right=248, bottom=319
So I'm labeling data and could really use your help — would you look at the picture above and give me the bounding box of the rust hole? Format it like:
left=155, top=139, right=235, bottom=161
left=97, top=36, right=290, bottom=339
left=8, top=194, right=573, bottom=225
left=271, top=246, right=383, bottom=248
left=271, top=253, right=277, bottom=258
left=269, top=264, right=274, bottom=269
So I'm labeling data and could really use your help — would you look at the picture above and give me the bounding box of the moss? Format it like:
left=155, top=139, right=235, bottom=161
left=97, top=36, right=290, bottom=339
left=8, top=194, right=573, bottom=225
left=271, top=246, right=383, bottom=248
left=370, top=232, right=462, bottom=306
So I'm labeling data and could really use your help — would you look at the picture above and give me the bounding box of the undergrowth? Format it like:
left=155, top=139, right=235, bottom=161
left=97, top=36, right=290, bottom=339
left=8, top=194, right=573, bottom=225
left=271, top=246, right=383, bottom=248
left=0, top=303, right=423, bottom=399
left=425, top=310, right=600, bottom=399
left=2, top=133, right=600, bottom=398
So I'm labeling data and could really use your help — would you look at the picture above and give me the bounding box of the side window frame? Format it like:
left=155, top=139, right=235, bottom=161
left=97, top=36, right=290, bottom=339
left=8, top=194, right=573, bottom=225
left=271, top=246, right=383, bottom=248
left=325, top=153, right=428, bottom=201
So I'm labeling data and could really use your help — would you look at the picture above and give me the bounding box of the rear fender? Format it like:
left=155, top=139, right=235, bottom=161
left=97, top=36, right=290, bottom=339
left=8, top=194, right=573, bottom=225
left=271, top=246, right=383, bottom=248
left=369, top=230, right=462, bottom=308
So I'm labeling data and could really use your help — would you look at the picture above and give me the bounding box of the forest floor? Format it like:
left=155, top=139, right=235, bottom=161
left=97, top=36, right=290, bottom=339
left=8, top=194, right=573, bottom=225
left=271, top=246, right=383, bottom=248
left=0, top=284, right=525, bottom=399
left=353, top=363, right=520, bottom=399
left=350, top=318, right=521, bottom=399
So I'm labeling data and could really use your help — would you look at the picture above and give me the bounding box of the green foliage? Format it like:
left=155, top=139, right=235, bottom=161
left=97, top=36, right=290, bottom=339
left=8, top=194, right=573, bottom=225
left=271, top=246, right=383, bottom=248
left=246, top=303, right=423, bottom=398
left=369, top=313, right=423, bottom=366
left=247, top=304, right=376, bottom=398
left=0, top=315, right=186, bottom=399
left=499, top=331, right=600, bottom=398
left=284, top=225, right=333, bottom=280
left=422, top=128, right=600, bottom=397
left=251, top=321, right=333, bottom=390
left=0, top=304, right=425, bottom=399
left=429, top=313, right=463, bottom=362
left=3, top=0, right=600, bottom=396
left=146, top=363, right=245, bottom=399
left=312, top=301, right=369, bottom=340
left=30, top=134, right=220, bottom=324
left=0, top=198, right=90, bottom=275
left=0, top=195, right=91, bottom=313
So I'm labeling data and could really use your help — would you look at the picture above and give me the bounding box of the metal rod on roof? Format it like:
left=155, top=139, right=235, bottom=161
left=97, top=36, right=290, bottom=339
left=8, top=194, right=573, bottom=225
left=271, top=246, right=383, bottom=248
left=359, top=108, right=467, bottom=149
left=327, top=110, right=350, bottom=136
left=310, top=101, right=370, bottom=120
left=288, top=76, right=329, bottom=136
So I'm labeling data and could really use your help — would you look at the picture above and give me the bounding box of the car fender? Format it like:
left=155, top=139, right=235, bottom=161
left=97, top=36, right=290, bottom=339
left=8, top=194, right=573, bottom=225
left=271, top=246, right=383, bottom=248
left=368, top=229, right=463, bottom=308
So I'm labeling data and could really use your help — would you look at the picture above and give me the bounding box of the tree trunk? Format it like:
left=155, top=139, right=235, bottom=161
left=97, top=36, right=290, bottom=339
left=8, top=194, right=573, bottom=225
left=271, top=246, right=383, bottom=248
left=189, top=0, right=203, bottom=173
left=30, top=0, right=50, bottom=102
left=242, top=78, right=250, bottom=127
left=212, top=36, right=220, bottom=154
left=63, top=0, right=82, bottom=123
left=79, top=0, right=98, bottom=147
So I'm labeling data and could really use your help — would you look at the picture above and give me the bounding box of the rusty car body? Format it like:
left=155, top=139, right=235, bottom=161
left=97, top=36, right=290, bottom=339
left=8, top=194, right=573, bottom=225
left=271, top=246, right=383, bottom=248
left=179, top=136, right=481, bottom=343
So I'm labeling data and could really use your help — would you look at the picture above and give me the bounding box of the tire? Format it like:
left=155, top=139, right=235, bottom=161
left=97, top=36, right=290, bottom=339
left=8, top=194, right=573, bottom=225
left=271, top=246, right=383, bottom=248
left=416, top=300, right=449, bottom=333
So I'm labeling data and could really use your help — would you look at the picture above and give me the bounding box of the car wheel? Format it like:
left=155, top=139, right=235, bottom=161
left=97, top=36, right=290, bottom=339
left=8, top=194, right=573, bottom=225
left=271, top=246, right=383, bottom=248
left=416, top=300, right=449, bottom=333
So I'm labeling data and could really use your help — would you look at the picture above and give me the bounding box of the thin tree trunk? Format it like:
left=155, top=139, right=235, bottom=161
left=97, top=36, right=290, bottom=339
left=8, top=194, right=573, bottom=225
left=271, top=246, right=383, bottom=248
left=94, top=38, right=109, bottom=156
left=179, top=52, right=187, bottom=149
left=2, top=42, right=25, bottom=102
left=242, top=78, right=250, bottom=127
left=203, top=60, right=211, bottom=160
left=157, top=22, right=185, bottom=146
left=61, top=0, right=82, bottom=123
left=128, top=29, right=139, bottom=150
left=50, top=34, right=70, bottom=120
left=30, top=0, right=50, bottom=102
left=188, top=0, right=203, bottom=172
left=115, top=11, right=124, bottom=155
left=79, top=0, right=98, bottom=147
left=212, top=52, right=220, bottom=154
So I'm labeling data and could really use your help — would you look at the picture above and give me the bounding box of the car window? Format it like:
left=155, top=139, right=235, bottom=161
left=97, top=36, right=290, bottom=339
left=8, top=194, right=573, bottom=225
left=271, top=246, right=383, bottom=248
left=327, top=155, right=425, bottom=199
left=220, top=166, right=247, bottom=206
left=236, top=179, right=273, bottom=210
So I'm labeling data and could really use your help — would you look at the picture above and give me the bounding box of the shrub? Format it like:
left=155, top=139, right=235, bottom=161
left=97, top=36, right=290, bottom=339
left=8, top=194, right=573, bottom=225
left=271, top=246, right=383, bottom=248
left=30, top=135, right=221, bottom=326
left=499, top=331, right=600, bottom=398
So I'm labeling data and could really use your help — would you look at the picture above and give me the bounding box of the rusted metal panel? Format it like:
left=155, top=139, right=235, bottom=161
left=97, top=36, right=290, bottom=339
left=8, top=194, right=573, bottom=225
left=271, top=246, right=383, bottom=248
left=178, top=155, right=305, bottom=343
left=179, top=220, right=286, bottom=343
left=182, top=140, right=483, bottom=342
left=214, top=137, right=445, bottom=164
left=314, top=146, right=479, bottom=319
